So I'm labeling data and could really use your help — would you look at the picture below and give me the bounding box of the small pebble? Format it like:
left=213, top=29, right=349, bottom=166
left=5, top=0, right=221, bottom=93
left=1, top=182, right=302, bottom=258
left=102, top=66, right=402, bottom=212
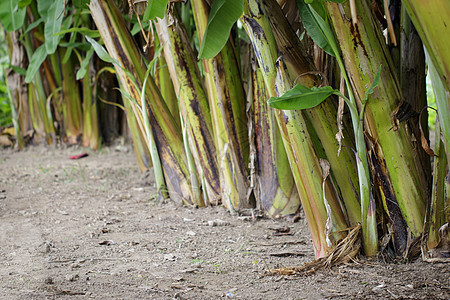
left=44, top=277, right=53, bottom=284
left=66, top=274, right=79, bottom=282
left=208, top=219, right=229, bottom=227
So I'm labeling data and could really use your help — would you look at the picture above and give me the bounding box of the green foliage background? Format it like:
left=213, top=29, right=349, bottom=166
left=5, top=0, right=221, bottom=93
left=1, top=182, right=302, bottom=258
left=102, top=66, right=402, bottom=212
left=426, top=74, right=437, bottom=131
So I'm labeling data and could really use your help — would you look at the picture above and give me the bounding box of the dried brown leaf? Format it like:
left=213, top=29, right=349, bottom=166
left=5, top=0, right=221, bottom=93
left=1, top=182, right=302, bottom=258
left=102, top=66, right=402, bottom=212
left=419, top=107, right=435, bottom=156
left=266, top=224, right=362, bottom=276
left=268, top=267, right=296, bottom=276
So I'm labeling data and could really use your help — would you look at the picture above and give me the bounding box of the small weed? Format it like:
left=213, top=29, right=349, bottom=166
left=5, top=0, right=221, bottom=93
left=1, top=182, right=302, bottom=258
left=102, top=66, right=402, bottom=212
left=233, top=242, right=247, bottom=254
left=190, top=259, right=224, bottom=273
left=39, top=165, right=50, bottom=173
left=210, top=262, right=224, bottom=274
left=76, top=162, right=86, bottom=181
left=62, top=168, right=71, bottom=182
left=148, top=193, right=160, bottom=204
left=62, top=163, right=86, bottom=182
left=119, top=169, right=128, bottom=177
left=241, top=251, right=257, bottom=255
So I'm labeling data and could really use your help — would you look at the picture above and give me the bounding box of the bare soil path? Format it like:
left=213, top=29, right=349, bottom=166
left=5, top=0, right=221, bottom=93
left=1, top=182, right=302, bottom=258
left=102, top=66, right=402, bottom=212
left=0, top=145, right=448, bottom=299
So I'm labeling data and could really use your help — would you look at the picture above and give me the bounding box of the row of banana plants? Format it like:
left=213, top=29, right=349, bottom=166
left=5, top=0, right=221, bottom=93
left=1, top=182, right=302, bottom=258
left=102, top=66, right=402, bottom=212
left=1, top=0, right=151, bottom=169
left=1, top=0, right=448, bottom=260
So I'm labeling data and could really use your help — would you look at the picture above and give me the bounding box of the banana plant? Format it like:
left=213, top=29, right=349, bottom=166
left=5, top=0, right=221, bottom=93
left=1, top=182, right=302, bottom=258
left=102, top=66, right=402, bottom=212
left=262, top=0, right=361, bottom=226
left=323, top=0, right=428, bottom=255
left=267, top=0, right=379, bottom=256
left=425, top=49, right=449, bottom=251
left=155, top=9, right=220, bottom=205
left=242, top=0, right=350, bottom=258
left=402, top=0, right=450, bottom=93
left=89, top=0, right=198, bottom=206
left=251, top=56, right=301, bottom=218
left=192, top=0, right=251, bottom=211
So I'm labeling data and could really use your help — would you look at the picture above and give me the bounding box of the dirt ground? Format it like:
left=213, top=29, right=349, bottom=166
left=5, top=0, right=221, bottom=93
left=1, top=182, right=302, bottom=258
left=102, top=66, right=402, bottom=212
left=0, top=144, right=448, bottom=300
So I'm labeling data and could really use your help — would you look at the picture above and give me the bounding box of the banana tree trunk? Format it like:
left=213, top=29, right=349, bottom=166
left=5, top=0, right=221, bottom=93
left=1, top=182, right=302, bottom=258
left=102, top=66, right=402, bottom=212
left=155, top=11, right=220, bottom=205
left=82, top=68, right=100, bottom=150
left=154, top=55, right=181, bottom=130
left=251, top=60, right=301, bottom=218
left=243, top=0, right=348, bottom=257
left=21, top=25, right=55, bottom=144
left=5, top=31, right=27, bottom=149
left=122, top=93, right=152, bottom=172
left=402, top=0, right=450, bottom=93
left=263, top=0, right=361, bottom=226
left=90, top=0, right=196, bottom=206
left=398, top=7, right=431, bottom=188
left=426, top=119, right=448, bottom=250
left=324, top=0, right=428, bottom=254
left=191, top=0, right=251, bottom=211
left=60, top=49, right=83, bottom=144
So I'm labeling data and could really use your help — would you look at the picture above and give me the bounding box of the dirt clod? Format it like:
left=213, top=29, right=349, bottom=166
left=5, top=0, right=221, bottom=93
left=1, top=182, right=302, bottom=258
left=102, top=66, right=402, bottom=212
left=44, top=277, right=54, bottom=284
